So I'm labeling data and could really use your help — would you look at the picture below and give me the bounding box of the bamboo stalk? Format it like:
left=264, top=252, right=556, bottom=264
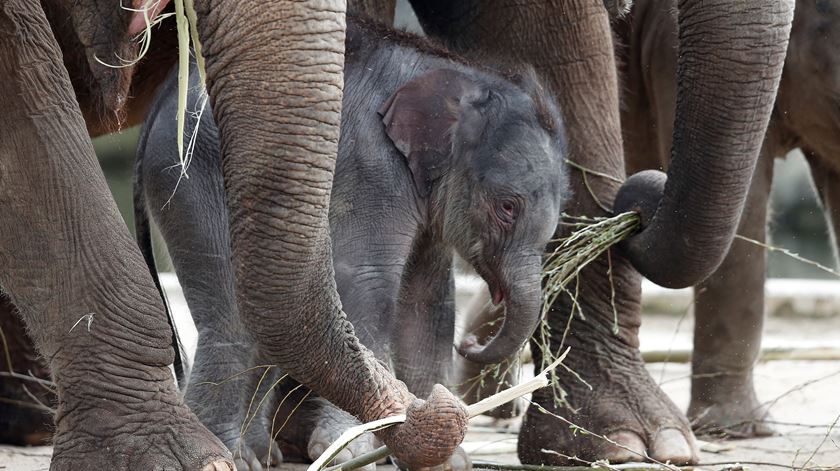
left=642, top=346, right=840, bottom=364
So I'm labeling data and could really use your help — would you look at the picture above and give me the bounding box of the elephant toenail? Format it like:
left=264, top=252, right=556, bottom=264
left=310, top=444, right=326, bottom=459
left=650, top=428, right=697, bottom=464
left=203, top=460, right=234, bottom=471
left=233, top=457, right=251, bottom=471
left=336, top=449, right=353, bottom=463
left=604, top=431, right=646, bottom=463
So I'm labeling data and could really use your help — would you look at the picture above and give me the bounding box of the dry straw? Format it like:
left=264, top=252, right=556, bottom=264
left=534, top=211, right=641, bottom=405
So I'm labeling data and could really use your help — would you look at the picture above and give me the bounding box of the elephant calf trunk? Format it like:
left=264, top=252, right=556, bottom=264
left=457, top=264, right=541, bottom=365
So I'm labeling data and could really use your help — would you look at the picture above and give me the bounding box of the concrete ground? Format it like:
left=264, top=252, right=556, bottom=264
left=2, top=278, right=839, bottom=471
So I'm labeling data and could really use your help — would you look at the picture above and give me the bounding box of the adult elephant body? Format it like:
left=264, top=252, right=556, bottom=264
left=618, top=0, right=840, bottom=437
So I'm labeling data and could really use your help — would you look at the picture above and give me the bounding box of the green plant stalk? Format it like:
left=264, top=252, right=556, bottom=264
left=182, top=0, right=207, bottom=85
left=174, top=0, right=190, bottom=171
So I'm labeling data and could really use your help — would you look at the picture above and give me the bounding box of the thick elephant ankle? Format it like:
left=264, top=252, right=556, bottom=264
left=377, top=385, right=468, bottom=468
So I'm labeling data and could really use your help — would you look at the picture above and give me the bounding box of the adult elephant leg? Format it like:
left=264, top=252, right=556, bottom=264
left=0, top=296, right=54, bottom=446
left=410, top=0, right=696, bottom=464
left=806, top=152, right=840, bottom=281
left=193, top=1, right=467, bottom=467
left=689, top=148, right=775, bottom=438
left=0, top=2, right=232, bottom=470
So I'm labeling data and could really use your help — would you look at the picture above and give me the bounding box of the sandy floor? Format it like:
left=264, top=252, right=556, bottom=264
left=2, top=280, right=839, bottom=471
left=4, top=357, right=839, bottom=470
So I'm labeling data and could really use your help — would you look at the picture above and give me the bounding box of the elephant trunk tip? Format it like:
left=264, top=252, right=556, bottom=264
left=613, top=169, right=666, bottom=229
left=614, top=169, right=730, bottom=289
left=456, top=333, right=521, bottom=365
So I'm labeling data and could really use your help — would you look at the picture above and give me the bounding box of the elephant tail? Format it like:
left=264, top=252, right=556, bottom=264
left=133, top=123, right=187, bottom=388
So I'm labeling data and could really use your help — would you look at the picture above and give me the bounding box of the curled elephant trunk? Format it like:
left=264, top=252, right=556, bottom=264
left=458, top=253, right=542, bottom=365
left=614, top=0, right=795, bottom=289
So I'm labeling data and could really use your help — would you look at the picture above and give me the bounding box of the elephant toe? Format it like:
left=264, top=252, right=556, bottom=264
left=603, top=431, right=646, bottom=462
left=264, top=444, right=284, bottom=466
left=203, top=460, right=235, bottom=471
left=308, top=415, right=378, bottom=469
left=233, top=449, right=263, bottom=471
left=650, top=428, right=696, bottom=464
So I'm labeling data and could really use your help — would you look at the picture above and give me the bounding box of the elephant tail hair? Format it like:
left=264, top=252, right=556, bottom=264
left=133, top=123, right=187, bottom=388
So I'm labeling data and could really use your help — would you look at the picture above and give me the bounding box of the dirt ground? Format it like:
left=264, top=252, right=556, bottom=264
left=2, top=280, right=839, bottom=471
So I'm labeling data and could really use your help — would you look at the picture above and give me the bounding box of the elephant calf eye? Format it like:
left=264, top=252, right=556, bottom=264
left=495, top=199, right=518, bottom=225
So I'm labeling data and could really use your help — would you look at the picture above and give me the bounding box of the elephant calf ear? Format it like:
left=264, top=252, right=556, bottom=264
left=378, top=69, right=486, bottom=197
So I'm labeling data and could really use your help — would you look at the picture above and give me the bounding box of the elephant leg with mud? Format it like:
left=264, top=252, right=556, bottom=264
left=0, top=0, right=470, bottom=469
left=410, top=0, right=793, bottom=465
left=618, top=0, right=840, bottom=438
left=136, top=18, right=568, bottom=469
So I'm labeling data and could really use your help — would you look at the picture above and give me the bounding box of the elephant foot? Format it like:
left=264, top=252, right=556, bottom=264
left=212, top=401, right=283, bottom=471
left=688, top=371, right=774, bottom=438
left=0, top=400, right=53, bottom=446
left=307, top=405, right=379, bottom=470
left=274, top=394, right=379, bottom=470
left=48, top=362, right=233, bottom=471
left=393, top=445, right=471, bottom=471
left=242, top=423, right=285, bottom=469
left=50, top=407, right=234, bottom=471
left=216, top=430, right=282, bottom=471
left=519, top=343, right=698, bottom=466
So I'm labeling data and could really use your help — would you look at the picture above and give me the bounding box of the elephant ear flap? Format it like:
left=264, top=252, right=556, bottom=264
left=379, top=69, right=487, bottom=197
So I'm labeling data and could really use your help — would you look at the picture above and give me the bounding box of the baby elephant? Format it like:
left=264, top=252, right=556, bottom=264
left=135, top=18, right=567, bottom=471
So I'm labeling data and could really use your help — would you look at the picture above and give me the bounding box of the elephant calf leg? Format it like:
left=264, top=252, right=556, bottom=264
left=689, top=152, right=774, bottom=438
left=0, top=3, right=232, bottom=470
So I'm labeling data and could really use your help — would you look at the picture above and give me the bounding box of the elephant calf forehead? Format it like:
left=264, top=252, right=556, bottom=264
left=475, top=123, right=562, bottom=174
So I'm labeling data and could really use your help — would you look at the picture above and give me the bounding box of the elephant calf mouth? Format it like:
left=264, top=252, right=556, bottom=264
left=490, top=285, right=505, bottom=305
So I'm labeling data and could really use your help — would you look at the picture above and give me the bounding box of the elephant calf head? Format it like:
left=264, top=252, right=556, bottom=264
left=380, top=67, right=568, bottom=364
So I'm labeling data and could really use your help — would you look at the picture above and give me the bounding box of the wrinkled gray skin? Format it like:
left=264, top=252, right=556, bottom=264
left=0, top=0, right=795, bottom=469
left=135, top=19, right=567, bottom=471
left=619, top=0, right=840, bottom=438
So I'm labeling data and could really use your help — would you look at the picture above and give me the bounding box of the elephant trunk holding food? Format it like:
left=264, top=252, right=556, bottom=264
left=613, top=1, right=795, bottom=289
left=618, top=0, right=840, bottom=437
